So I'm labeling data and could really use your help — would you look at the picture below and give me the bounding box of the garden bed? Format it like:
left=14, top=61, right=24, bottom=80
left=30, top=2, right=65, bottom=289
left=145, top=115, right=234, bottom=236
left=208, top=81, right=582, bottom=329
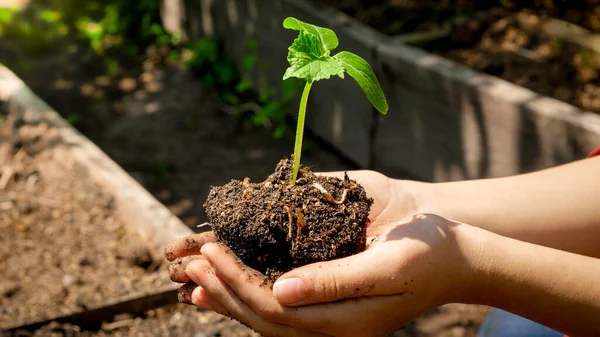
left=0, top=69, right=261, bottom=336
left=0, top=133, right=168, bottom=327
left=320, top=0, right=600, bottom=115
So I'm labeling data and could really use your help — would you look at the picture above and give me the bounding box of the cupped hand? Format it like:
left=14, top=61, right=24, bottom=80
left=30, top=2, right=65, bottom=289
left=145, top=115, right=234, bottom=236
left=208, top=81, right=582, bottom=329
left=164, top=170, right=415, bottom=284
left=188, top=214, right=478, bottom=337
left=165, top=171, right=479, bottom=337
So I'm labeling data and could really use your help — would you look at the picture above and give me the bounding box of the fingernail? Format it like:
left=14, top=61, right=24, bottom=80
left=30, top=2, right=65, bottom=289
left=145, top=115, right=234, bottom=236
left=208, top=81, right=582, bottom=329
left=273, top=278, right=305, bottom=305
left=185, top=259, right=202, bottom=275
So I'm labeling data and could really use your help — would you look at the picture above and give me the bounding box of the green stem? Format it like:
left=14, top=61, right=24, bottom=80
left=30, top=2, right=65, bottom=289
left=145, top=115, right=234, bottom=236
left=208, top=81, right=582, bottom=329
left=290, top=81, right=313, bottom=185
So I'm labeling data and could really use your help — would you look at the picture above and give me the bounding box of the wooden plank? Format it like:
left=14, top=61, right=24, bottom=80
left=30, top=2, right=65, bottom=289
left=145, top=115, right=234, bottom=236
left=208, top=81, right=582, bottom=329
left=1, top=284, right=181, bottom=332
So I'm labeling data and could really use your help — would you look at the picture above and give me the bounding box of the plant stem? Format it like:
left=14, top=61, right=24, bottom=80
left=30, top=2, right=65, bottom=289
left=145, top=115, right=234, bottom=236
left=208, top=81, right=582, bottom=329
left=290, top=81, right=313, bottom=185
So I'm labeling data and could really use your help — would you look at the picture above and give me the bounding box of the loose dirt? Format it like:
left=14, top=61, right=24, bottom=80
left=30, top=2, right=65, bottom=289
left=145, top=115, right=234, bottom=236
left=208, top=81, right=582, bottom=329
left=0, top=125, right=169, bottom=328
left=206, top=158, right=372, bottom=280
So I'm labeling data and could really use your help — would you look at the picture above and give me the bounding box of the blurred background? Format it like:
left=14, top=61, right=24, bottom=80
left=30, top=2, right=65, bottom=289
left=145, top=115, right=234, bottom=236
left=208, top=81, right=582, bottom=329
left=1, top=0, right=599, bottom=336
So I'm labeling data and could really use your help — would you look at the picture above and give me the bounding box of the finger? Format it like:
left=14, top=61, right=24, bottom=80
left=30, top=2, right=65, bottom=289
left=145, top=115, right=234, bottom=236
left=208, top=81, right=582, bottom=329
left=177, top=283, right=229, bottom=316
left=186, top=259, right=328, bottom=337
left=201, top=243, right=334, bottom=332
left=200, top=243, right=287, bottom=315
left=273, top=244, right=404, bottom=306
left=164, top=232, right=216, bottom=261
left=201, top=243, right=416, bottom=335
left=169, top=255, right=203, bottom=283
left=294, top=293, right=416, bottom=336
left=190, top=285, right=229, bottom=314
left=177, top=283, right=197, bottom=305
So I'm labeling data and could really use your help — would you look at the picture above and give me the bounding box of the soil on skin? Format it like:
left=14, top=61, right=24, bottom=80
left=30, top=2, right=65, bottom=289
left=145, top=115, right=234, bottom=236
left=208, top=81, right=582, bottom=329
left=0, top=128, right=170, bottom=327
left=319, top=0, right=600, bottom=114
left=205, top=158, right=372, bottom=280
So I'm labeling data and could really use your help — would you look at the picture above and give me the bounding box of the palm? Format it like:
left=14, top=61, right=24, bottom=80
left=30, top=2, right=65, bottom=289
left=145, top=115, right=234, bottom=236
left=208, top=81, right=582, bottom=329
left=328, top=170, right=420, bottom=238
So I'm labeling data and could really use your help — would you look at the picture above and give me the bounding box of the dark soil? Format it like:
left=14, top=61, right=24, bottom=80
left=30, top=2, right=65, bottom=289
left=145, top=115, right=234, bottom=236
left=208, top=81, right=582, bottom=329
left=320, top=0, right=600, bottom=114
left=0, top=128, right=170, bottom=328
left=205, top=158, right=372, bottom=280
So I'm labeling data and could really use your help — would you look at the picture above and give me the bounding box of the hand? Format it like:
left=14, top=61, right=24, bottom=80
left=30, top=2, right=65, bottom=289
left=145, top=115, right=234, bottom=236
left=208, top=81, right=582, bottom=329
left=165, top=170, right=480, bottom=336
left=185, top=214, right=478, bottom=337
left=165, top=170, right=421, bottom=286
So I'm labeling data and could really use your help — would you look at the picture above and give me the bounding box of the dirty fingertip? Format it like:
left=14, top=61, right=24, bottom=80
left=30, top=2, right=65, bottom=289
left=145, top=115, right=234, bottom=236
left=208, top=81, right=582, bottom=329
left=164, top=244, right=175, bottom=261
left=177, top=283, right=196, bottom=305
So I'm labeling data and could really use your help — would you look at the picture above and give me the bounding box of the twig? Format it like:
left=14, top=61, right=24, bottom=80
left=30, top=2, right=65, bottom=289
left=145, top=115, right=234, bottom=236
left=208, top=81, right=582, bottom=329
left=37, top=196, right=61, bottom=207
left=102, top=319, right=135, bottom=331
left=0, top=166, right=14, bottom=190
left=312, top=227, right=336, bottom=242
left=25, top=174, right=38, bottom=191
left=295, top=209, right=306, bottom=238
left=284, top=206, right=293, bottom=240
left=0, top=201, right=14, bottom=211
left=13, top=148, right=26, bottom=163
left=312, top=183, right=349, bottom=205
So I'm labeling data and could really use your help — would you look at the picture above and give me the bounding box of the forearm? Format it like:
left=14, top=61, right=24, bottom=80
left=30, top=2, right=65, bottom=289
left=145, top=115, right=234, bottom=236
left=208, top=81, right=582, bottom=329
left=414, top=156, right=600, bottom=257
left=465, top=226, right=600, bottom=336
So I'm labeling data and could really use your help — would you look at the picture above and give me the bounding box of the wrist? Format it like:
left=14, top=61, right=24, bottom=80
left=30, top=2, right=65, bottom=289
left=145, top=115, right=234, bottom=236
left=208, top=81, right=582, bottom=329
left=396, top=180, right=458, bottom=220
left=449, top=222, right=497, bottom=305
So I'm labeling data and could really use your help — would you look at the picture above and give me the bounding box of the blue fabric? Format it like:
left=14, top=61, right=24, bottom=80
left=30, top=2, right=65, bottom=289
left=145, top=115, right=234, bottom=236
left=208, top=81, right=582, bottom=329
left=478, top=309, right=563, bottom=337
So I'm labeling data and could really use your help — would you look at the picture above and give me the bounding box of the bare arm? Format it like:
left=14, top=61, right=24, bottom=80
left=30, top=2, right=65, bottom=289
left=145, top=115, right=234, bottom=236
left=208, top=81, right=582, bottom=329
left=468, top=225, right=600, bottom=336
left=413, top=156, right=600, bottom=257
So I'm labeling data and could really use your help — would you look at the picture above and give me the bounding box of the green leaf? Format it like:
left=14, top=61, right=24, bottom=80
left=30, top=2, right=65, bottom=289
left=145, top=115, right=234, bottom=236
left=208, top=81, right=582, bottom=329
left=333, top=51, right=388, bottom=114
left=235, top=79, right=253, bottom=93
left=242, top=53, right=258, bottom=72
left=246, top=38, right=258, bottom=50
left=0, top=8, right=16, bottom=24
left=221, top=92, right=240, bottom=105
left=39, top=10, right=61, bottom=23
left=283, top=17, right=338, bottom=52
left=283, top=31, right=344, bottom=83
left=273, top=124, right=288, bottom=139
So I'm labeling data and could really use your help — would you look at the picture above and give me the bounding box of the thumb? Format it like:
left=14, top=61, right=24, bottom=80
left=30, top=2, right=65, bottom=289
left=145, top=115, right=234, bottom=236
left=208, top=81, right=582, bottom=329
left=273, top=247, right=404, bottom=306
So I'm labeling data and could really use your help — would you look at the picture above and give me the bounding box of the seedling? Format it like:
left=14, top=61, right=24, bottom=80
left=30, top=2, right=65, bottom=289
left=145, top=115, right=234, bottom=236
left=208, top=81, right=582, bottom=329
left=203, top=18, right=387, bottom=282
left=282, top=17, right=389, bottom=184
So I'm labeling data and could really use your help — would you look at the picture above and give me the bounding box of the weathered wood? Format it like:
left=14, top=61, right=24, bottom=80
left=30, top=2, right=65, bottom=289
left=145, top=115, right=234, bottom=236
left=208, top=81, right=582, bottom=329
left=374, top=42, right=600, bottom=181
left=1, top=284, right=180, bottom=332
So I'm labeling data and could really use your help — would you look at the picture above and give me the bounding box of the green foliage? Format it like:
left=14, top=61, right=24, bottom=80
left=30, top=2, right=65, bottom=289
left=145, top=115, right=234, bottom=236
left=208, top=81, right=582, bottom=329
left=283, top=31, right=345, bottom=82
left=282, top=17, right=388, bottom=113
left=66, top=113, right=81, bottom=126
left=282, top=17, right=389, bottom=184
left=183, top=36, right=301, bottom=139
left=0, top=0, right=298, bottom=140
left=333, top=51, right=389, bottom=114
left=38, top=10, right=61, bottom=23
left=283, top=17, right=339, bottom=52
left=0, top=8, right=15, bottom=25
